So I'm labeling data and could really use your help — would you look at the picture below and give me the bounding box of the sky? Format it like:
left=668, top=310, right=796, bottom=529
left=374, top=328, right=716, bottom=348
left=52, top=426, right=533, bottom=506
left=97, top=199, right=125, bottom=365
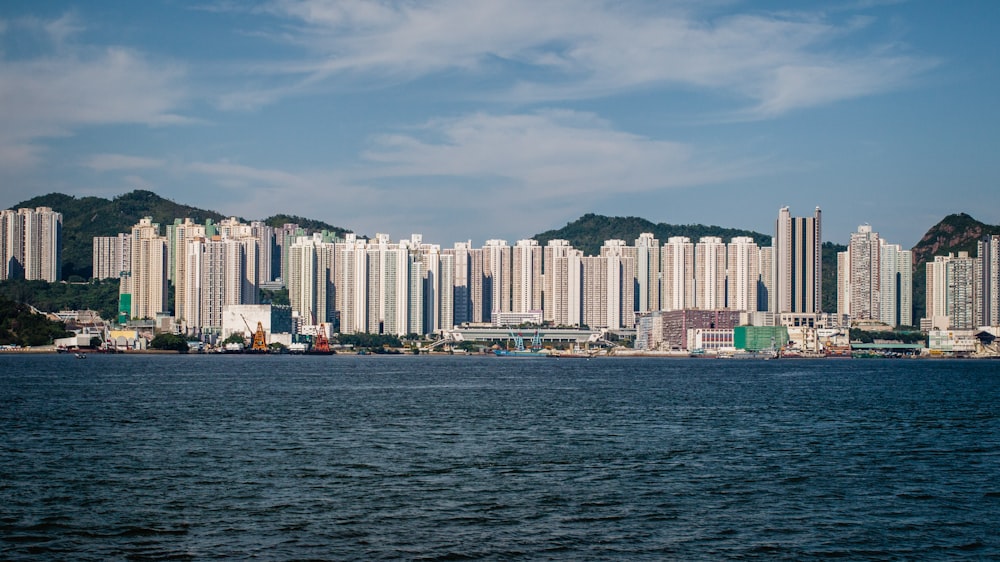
left=1, top=1, right=998, bottom=248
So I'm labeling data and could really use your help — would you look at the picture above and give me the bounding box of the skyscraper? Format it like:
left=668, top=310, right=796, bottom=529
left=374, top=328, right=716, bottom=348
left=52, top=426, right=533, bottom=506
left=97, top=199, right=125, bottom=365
left=484, top=239, right=511, bottom=320
left=512, top=239, right=542, bottom=314
left=126, top=217, right=168, bottom=320
left=879, top=241, right=912, bottom=327
left=634, top=233, right=661, bottom=314
left=980, top=235, right=1000, bottom=326
left=0, top=207, right=62, bottom=282
left=93, top=234, right=131, bottom=280
left=727, top=236, right=759, bottom=312
left=661, top=236, right=694, bottom=311
left=774, top=206, right=822, bottom=314
left=695, top=236, right=726, bottom=310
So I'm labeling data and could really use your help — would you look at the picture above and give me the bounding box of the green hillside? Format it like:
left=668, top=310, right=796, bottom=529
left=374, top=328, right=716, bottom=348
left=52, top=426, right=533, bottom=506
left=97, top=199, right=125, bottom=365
left=0, top=295, right=73, bottom=346
left=532, top=213, right=772, bottom=257
left=8, top=190, right=351, bottom=280
left=909, top=213, right=1000, bottom=322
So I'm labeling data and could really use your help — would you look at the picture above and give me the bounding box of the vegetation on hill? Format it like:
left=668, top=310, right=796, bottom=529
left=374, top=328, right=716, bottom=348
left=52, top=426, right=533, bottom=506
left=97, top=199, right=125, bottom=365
left=9, top=190, right=354, bottom=281
left=0, top=296, right=74, bottom=346
left=909, top=213, right=1000, bottom=322
left=532, top=213, right=772, bottom=257
left=0, top=279, right=120, bottom=323
left=262, top=214, right=352, bottom=237
left=11, top=190, right=229, bottom=280
left=821, top=242, right=846, bottom=314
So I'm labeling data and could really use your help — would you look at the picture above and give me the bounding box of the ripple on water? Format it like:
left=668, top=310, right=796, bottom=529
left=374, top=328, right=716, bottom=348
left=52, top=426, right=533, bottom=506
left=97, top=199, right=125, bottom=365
left=1, top=355, right=999, bottom=560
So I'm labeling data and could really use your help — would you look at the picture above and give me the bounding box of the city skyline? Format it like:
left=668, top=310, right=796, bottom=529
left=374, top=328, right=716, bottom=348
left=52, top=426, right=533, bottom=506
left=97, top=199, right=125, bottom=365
left=1, top=2, right=999, bottom=248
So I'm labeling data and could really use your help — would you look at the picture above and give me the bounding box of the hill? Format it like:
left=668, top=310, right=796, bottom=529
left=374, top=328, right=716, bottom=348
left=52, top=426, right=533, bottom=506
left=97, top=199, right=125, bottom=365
left=8, top=190, right=351, bottom=280
left=0, top=295, right=73, bottom=346
left=533, top=213, right=846, bottom=313
left=532, top=213, right=772, bottom=257
left=909, top=213, right=1000, bottom=322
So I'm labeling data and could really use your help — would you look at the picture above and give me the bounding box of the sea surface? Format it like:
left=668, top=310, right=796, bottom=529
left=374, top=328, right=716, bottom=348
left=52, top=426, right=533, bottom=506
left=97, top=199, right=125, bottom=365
left=2, top=354, right=999, bottom=560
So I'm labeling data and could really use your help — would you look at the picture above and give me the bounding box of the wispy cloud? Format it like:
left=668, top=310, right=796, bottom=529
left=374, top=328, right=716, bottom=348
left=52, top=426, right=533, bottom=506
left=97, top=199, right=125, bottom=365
left=243, top=0, right=937, bottom=117
left=362, top=109, right=759, bottom=197
left=84, top=153, right=166, bottom=172
left=0, top=15, right=190, bottom=169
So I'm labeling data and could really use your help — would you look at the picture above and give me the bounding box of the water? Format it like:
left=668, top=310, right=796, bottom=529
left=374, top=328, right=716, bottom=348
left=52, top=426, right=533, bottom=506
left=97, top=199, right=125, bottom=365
left=2, top=355, right=999, bottom=560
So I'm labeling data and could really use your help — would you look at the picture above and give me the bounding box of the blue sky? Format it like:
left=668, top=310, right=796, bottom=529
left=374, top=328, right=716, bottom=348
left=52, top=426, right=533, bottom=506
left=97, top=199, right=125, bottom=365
left=1, top=1, right=998, bottom=248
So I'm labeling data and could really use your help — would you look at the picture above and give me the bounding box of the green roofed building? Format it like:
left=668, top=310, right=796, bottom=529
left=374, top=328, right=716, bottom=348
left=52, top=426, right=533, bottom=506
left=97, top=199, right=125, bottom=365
left=734, top=326, right=789, bottom=351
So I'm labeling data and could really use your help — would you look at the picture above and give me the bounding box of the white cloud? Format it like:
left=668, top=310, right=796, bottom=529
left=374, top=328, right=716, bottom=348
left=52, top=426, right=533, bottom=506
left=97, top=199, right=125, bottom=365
left=0, top=16, right=190, bottom=169
left=254, top=0, right=937, bottom=117
left=84, top=154, right=166, bottom=172
left=362, top=109, right=757, bottom=197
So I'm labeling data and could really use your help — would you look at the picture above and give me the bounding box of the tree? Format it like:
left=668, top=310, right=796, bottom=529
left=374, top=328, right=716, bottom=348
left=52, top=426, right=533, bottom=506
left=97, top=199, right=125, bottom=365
left=149, top=333, right=189, bottom=352
left=221, top=332, right=246, bottom=345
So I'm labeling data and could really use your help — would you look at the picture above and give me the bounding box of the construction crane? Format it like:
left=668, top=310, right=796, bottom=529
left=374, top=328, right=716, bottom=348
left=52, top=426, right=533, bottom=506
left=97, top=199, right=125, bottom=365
left=309, top=323, right=334, bottom=355
left=240, top=314, right=269, bottom=353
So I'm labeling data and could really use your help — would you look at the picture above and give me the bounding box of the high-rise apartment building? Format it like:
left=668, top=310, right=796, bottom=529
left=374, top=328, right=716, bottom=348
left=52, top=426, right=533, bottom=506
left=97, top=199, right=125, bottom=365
left=448, top=242, right=473, bottom=326
left=758, top=246, right=773, bottom=313
left=774, top=206, right=822, bottom=313
left=838, top=225, right=912, bottom=327
left=484, top=240, right=511, bottom=320
left=543, top=240, right=574, bottom=323
left=0, top=207, right=62, bottom=282
left=170, top=218, right=207, bottom=328
left=727, top=236, right=759, bottom=312
left=125, top=217, right=168, bottom=320
left=600, top=240, right=635, bottom=329
left=634, top=233, right=661, bottom=314
left=879, top=242, right=912, bottom=327
left=661, top=236, right=694, bottom=311
left=512, top=239, right=543, bottom=314
left=336, top=234, right=368, bottom=334
left=980, top=235, right=1000, bottom=326
left=695, top=236, right=726, bottom=310
left=184, top=235, right=260, bottom=333
left=925, top=252, right=982, bottom=330
left=289, top=234, right=335, bottom=327
left=93, top=233, right=131, bottom=280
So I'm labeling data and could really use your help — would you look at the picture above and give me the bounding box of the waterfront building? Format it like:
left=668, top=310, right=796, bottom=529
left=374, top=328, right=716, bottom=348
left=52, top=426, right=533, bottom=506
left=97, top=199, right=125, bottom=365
left=661, top=236, right=694, bottom=311
left=640, top=309, right=743, bottom=351
left=695, top=236, right=726, bottom=310
left=774, top=206, right=822, bottom=313
left=0, top=207, right=62, bottom=282
left=726, top=237, right=759, bottom=312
